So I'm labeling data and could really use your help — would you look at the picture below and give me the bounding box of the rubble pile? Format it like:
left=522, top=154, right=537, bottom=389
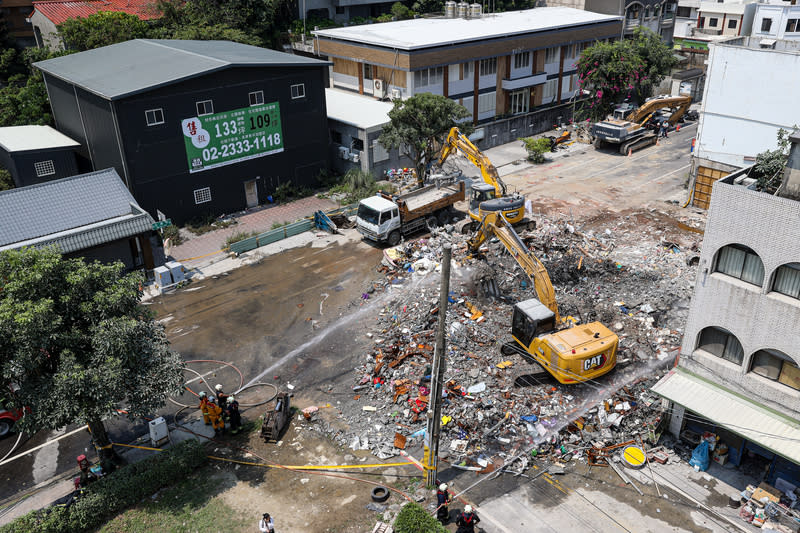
left=321, top=209, right=704, bottom=472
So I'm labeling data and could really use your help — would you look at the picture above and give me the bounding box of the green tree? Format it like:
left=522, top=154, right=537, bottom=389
left=0, top=248, right=185, bottom=460
left=576, top=28, right=676, bottom=122
left=750, top=127, right=795, bottom=192
left=394, top=501, right=446, bottom=533
left=57, top=11, right=150, bottom=51
left=390, top=2, right=414, bottom=20
left=0, top=167, right=13, bottom=191
left=520, top=137, right=552, bottom=163
left=379, top=93, right=472, bottom=182
left=0, top=49, right=66, bottom=127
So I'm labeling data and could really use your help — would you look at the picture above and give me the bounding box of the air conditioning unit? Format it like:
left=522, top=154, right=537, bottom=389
left=373, top=78, right=386, bottom=97
left=391, top=88, right=402, bottom=100
left=338, top=146, right=350, bottom=160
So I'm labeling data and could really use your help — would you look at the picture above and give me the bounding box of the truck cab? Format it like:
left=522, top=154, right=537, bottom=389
left=356, top=195, right=400, bottom=244
left=511, top=299, right=617, bottom=384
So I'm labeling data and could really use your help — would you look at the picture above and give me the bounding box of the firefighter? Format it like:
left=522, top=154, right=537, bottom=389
left=456, top=505, right=480, bottom=533
left=207, top=396, right=225, bottom=432
left=215, top=384, right=229, bottom=406
left=226, top=395, right=242, bottom=434
left=197, top=391, right=210, bottom=425
left=436, top=483, right=452, bottom=524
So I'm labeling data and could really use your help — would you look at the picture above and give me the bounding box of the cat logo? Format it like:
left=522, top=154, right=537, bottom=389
left=503, top=210, right=520, bottom=220
left=583, top=353, right=607, bottom=371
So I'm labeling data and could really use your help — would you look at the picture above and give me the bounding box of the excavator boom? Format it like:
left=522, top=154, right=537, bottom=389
left=468, top=212, right=559, bottom=322
left=625, top=95, right=692, bottom=127
left=436, top=127, right=506, bottom=197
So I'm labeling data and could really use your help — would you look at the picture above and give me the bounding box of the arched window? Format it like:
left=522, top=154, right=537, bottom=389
left=645, top=6, right=651, bottom=18
left=653, top=4, right=661, bottom=17
left=750, top=349, right=800, bottom=391
left=772, top=262, right=800, bottom=299
left=696, top=326, right=744, bottom=364
left=714, top=244, right=764, bottom=286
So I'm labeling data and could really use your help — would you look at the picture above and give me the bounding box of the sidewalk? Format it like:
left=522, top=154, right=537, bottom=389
left=169, top=196, right=338, bottom=269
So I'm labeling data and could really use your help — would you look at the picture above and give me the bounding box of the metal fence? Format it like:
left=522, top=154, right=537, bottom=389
left=229, top=203, right=359, bottom=256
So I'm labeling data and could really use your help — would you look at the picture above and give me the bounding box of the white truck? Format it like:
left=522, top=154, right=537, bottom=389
left=356, top=181, right=466, bottom=246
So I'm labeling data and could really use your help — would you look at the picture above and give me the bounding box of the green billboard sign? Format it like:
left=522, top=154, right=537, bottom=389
left=182, top=102, right=284, bottom=173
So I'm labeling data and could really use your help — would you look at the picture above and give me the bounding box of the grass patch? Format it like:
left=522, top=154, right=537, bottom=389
left=328, top=168, right=393, bottom=204
left=224, top=231, right=259, bottom=251
left=271, top=221, right=290, bottom=230
left=97, top=471, right=247, bottom=533
left=185, top=214, right=238, bottom=235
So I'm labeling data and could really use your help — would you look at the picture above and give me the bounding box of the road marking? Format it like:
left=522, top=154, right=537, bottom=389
left=628, top=164, right=691, bottom=192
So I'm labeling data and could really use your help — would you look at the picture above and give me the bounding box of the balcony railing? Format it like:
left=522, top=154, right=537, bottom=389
left=625, top=19, right=641, bottom=29
left=501, top=71, right=548, bottom=91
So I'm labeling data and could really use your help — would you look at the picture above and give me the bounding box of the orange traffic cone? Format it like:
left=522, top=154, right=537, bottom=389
left=676, top=124, right=681, bottom=132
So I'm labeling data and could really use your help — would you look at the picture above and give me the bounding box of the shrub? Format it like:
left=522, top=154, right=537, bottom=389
left=520, top=137, right=553, bottom=164
left=224, top=231, right=258, bottom=251
left=393, top=501, right=446, bottom=533
left=0, top=440, right=208, bottom=533
left=160, top=224, right=183, bottom=246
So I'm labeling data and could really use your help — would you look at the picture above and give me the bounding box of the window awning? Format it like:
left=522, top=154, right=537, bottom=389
left=652, top=368, right=800, bottom=464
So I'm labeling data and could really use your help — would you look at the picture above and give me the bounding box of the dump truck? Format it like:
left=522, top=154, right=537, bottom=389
left=592, top=95, right=691, bottom=155
left=356, top=181, right=465, bottom=246
left=469, top=212, right=618, bottom=384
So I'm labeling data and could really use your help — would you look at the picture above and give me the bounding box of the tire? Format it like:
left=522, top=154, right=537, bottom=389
left=387, top=230, right=401, bottom=247
left=371, top=486, right=390, bottom=502
left=426, top=216, right=438, bottom=229
left=461, top=221, right=477, bottom=235
left=0, top=419, right=13, bottom=439
left=438, top=209, right=450, bottom=226
left=500, top=342, right=518, bottom=356
left=594, top=138, right=605, bottom=150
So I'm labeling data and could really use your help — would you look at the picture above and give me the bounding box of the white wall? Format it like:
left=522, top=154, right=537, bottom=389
left=695, top=42, right=800, bottom=168
left=751, top=4, right=800, bottom=40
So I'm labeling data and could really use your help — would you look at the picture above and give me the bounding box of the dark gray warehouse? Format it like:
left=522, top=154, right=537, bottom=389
left=34, top=39, right=332, bottom=224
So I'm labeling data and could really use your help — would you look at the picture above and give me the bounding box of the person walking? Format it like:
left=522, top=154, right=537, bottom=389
left=659, top=122, right=669, bottom=139
left=456, top=505, right=480, bottom=533
left=259, top=512, right=275, bottom=533
left=436, top=483, right=452, bottom=524
left=207, top=396, right=225, bottom=433
left=197, top=391, right=210, bottom=425
left=226, top=395, right=242, bottom=434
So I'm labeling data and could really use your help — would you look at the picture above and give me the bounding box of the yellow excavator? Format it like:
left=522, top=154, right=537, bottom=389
left=468, top=212, right=618, bottom=384
left=432, top=127, right=531, bottom=233
left=591, top=95, right=692, bottom=155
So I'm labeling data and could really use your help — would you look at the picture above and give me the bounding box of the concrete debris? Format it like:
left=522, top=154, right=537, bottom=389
left=305, top=209, right=703, bottom=477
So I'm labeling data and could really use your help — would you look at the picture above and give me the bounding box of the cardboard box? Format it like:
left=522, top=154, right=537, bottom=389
left=712, top=453, right=728, bottom=466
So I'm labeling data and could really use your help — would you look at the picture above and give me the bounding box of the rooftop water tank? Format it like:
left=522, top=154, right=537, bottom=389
left=457, top=1, right=468, bottom=18
left=470, top=3, right=482, bottom=17
left=445, top=1, right=456, bottom=18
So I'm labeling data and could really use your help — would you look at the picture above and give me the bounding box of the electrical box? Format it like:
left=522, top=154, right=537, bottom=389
left=165, top=261, right=185, bottom=283
left=154, top=266, right=171, bottom=289
left=149, top=416, right=169, bottom=447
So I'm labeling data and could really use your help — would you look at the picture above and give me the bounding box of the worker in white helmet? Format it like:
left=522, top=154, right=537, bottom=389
left=436, top=483, right=452, bottom=523
left=214, top=384, right=229, bottom=406
left=226, top=395, right=242, bottom=434
left=456, top=504, right=480, bottom=533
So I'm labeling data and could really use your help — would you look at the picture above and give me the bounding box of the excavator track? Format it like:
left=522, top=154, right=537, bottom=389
left=619, top=132, right=658, bottom=155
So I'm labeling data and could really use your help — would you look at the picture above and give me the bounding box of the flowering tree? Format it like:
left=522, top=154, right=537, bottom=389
left=577, top=28, right=676, bottom=122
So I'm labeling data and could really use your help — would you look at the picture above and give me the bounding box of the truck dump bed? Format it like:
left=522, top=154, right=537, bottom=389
left=395, top=182, right=465, bottom=221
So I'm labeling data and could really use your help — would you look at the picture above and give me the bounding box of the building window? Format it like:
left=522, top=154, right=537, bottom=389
left=462, top=61, right=473, bottom=80
left=786, top=18, right=800, bottom=32
left=698, top=17, right=705, bottom=28
left=196, top=100, right=214, bottom=116
left=335, top=5, right=345, bottom=14
left=34, top=160, right=55, bottom=177
left=509, top=88, right=530, bottom=114
left=761, top=18, right=772, bottom=32
left=565, top=44, right=576, bottom=59
left=676, top=6, right=691, bottom=17
left=478, top=91, right=496, bottom=115
left=697, top=326, right=744, bottom=365
left=544, top=47, right=559, bottom=64
left=351, top=138, right=364, bottom=151
left=479, top=58, right=497, bottom=77
left=291, top=83, right=305, bottom=99
left=645, top=6, right=651, bottom=18
left=513, top=51, right=530, bottom=69
left=145, top=108, right=164, bottom=126
left=248, top=91, right=264, bottom=106
left=330, top=129, right=342, bottom=144
left=772, top=263, right=800, bottom=299
left=653, top=4, right=660, bottom=17
left=728, top=19, right=737, bottom=29
left=709, top=17, right=718, bottom=27
left=750, top=349, right=800, bottom=390
left=714, top=244, right=764, bottom=286
left=364, top=63, right=373, bottom=80
left=414, top=67, right=444, bottom=88
left=193, top=187, right=212, bottom=204
left=542, top=78, right=558, bottom=101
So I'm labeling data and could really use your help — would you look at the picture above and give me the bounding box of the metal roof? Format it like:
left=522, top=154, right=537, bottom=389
left=33, top=39, right=331, bottom=101
left=326, top=89, right=393, bottom=132
left=0, top=125, right=80, bottom=153
left=0, top=168, right=155, bottom=253
left=651, top=368, right=800, bottom=464
left=313, top=8, right=620, bottom=51
left=32, top=0, right=161, bottom=26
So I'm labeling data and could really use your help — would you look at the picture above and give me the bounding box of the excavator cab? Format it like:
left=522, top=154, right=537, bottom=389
left=512, top=299, right=556, bottom=348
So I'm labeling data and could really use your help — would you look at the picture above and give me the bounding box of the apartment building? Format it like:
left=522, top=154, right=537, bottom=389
left=546, top=0, right=677, bottom=42
left=313, top=8, right=621, bottom=134
left=742, top=1, right=800, bottom=41
left=652, top=137, right=800, bottom=486
left=674, top=0, right=752, bottom=49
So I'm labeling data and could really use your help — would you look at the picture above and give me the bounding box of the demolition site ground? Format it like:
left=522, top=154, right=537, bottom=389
left=132, top=126, right=734, bottom=533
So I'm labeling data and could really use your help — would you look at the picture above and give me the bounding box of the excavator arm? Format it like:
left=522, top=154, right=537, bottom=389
left=625, top=95, right=692, bottom=127
left=468, top=212, right=559, bottom=322
left=436, top=127, right=507, bottom=196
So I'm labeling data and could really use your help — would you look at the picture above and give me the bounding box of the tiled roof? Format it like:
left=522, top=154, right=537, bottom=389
left=32, top=0, right=161, bottom=25
left=0, top=168, right=155, bottom=253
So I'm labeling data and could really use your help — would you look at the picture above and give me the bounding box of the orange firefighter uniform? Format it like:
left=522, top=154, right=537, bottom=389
left=207, top=398, right=225, bottom=431
left=198, top=394, right=210, bottom=425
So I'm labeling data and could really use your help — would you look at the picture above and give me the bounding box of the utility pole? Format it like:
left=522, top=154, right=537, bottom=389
left=425, top=243, right=452, bottom=486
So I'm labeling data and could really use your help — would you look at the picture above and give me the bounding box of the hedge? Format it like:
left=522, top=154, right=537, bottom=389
left=394, top=501, right=446, bottom=533
left=1, top=439, right=208, bottom=533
